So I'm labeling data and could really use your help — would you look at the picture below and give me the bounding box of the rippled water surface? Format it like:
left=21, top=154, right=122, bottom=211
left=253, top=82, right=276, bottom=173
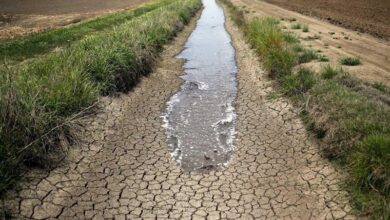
left=163, top=0, right=237, bottom=171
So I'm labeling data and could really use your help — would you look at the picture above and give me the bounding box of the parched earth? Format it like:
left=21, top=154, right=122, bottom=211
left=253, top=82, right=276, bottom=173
left=2, top=6, right=355, bottom=220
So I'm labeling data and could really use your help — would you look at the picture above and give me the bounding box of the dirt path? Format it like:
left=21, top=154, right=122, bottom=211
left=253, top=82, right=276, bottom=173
left=2, top=4, right=355, bottom=219
left=235, top=0, right=390, bottom=85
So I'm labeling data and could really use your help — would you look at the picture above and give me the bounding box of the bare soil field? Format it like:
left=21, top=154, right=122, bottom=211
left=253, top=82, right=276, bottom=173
left=261, top=0, right=390, bottom=40
left=0, top=0, right=148, bottom=38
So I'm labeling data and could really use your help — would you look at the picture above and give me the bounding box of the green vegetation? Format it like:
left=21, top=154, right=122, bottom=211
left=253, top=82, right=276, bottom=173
left=283, top=32, right=300, bottom=43
left=372, top=82, right=388, bottom=93
left=318, top=54, right=329, bottom=62
left=282, top=68, right=316, bottom=96
left=0, top=0, right=175, bottom=62
left=340, top=56, right=361, bottom=66
left=297, top=49, right=318, bottom=63
left=0, top=0, right=201, bottom=195
left=303, top=34, right=321, bottom=41
left=302, top=24, right=309, bottom=32
left=221, top=1, right=390, bottom=218
left=290, top=22, right=302, bottom=29
left=320, top=64, right=343, bottom=79
left=245, top=17, right=295, bottom=78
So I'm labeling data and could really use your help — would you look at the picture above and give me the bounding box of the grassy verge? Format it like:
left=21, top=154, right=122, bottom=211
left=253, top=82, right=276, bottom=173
left=0, top=0, right=174, bottom=62
left=0, top=0, right=201, bottom=195
left=221, top=0, right=390, bottom=218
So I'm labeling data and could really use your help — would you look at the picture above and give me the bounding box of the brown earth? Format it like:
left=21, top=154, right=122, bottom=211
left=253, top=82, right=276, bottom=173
left=235, top=0, right=390, bottom=85
left=1, top=6, right=355, bottom=219
left=260, top=0, right=390, bottom=40
left=0, top=0, right=148, bottom=38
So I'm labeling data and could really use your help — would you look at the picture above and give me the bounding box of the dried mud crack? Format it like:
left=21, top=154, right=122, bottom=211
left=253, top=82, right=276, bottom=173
left=2, top=3, right=355, bottom=219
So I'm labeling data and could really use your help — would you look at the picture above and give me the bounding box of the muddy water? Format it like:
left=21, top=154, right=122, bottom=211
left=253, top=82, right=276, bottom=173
left=163, top=0, right=237, bottom=171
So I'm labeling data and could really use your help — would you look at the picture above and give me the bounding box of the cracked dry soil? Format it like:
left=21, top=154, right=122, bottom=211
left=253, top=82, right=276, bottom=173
left=2, top=6, right=355, bottom=220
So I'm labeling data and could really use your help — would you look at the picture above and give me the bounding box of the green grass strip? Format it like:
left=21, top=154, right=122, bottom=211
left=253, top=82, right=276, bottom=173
left=0, top=0, right=174, bottom=62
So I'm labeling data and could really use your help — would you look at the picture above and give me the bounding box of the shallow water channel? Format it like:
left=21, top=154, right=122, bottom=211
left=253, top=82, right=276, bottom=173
left=163, top=0, right=237, bottom=171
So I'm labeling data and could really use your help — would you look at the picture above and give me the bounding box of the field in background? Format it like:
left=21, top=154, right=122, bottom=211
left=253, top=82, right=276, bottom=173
left=261, top=0, right=390, bottom=40
left=0, top=0, right=149, bottom=38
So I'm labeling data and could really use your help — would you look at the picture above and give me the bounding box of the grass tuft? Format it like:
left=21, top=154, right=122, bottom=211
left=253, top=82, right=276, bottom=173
left=320, top=64, right=343, bottom=79
left=297, top=49, right=318, bottom=63
left=245, top=17, right=295, bottom=78
left=318, top=54, right=329, bottom=62
left=340, top=56, right=361, bottom=66
left=290, top=22, right=301, bottom=29
left=302, top=24, right=309, bottom=32
left=351, top=134, right=390, bottom=195
left=282, top=68, right=316, bottom=96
